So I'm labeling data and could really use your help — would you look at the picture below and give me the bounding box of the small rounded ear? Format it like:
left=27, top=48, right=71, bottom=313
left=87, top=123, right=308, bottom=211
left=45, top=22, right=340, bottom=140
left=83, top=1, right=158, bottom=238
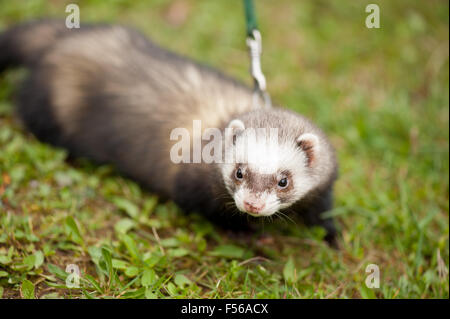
left=297, top=133, right=319, bottom=166
left=228, top=119, right=245, bottom=131
left=226, top=119, right=245, bottom=145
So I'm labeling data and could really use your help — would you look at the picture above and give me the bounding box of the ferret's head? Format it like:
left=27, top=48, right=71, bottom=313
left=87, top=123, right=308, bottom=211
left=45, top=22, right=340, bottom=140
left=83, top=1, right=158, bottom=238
left=220, top=114, right=325, bottom=217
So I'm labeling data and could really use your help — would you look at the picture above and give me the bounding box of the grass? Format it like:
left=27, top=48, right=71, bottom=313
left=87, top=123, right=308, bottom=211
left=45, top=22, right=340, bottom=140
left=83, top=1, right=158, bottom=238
left=0, top=0, right=448, bottom=299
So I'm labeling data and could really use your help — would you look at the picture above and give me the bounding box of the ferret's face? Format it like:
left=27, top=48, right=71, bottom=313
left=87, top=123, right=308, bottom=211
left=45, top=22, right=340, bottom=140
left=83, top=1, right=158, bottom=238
left=221, top=119, right=320, bottom=217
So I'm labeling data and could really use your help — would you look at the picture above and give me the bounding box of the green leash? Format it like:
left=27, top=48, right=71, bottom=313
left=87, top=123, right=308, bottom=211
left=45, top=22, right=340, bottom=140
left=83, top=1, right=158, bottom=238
left=243, top=0, right=271, bottom=108
left=244, top=0, right=258, bottom=37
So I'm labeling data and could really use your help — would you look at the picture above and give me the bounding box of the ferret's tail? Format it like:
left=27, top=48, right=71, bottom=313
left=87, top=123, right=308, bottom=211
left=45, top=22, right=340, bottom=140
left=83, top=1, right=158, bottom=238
left=0, top=19, right=69, bottom=71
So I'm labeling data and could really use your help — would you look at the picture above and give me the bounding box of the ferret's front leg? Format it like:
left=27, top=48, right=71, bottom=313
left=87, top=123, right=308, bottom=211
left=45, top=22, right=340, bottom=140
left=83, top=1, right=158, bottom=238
left=295, top=187, right=338, bottom=247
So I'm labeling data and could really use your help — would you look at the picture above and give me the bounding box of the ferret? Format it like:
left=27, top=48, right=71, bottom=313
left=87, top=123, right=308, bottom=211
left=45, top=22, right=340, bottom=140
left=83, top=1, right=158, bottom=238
left=0, top=20, right=338, bottom=245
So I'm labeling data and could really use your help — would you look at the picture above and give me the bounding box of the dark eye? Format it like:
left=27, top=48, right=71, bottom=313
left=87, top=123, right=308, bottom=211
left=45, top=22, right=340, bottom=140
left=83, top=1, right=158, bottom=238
left=278, top=178, right=288, bottom=189
left=235, top=168, right=243, bottom=180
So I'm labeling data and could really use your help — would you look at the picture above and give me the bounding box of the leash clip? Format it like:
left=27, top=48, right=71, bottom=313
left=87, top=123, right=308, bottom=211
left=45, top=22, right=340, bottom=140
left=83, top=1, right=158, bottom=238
left=246, top=30, right=271, bottom=108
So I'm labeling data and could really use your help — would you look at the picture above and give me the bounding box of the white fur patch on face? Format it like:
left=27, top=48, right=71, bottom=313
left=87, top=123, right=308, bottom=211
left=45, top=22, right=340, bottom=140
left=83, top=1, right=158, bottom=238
left=233, top=128, right=281, bottom=174
left=220, top=163, right=235, bottom=194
